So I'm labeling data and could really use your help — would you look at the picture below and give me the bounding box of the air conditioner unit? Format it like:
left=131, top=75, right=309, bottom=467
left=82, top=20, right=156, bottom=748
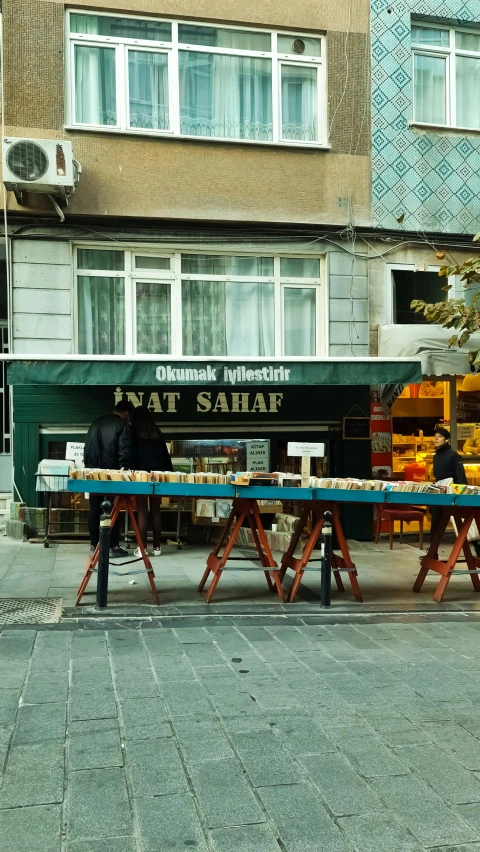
left=2, top=137, right=81, bottom=203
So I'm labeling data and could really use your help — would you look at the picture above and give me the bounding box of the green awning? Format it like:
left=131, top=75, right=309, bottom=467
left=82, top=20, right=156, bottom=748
left=6, top=358, right=423, bottom=387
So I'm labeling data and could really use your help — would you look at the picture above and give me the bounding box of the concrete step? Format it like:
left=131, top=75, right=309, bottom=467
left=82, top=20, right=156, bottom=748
left=0, top=493, right=12, bottom=510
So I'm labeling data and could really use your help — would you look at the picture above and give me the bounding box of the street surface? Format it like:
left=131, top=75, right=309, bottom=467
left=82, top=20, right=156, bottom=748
left=3, top=618, right=480, bottom=850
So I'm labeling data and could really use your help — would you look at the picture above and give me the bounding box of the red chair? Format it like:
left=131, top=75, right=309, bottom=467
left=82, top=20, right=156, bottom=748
left=374, top=505, right=425, bottom=550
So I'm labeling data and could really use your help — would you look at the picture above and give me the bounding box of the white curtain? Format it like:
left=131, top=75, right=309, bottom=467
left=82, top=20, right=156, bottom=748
left=179, top=51, right=272, bottom=140
left=281, top=66, right=317, bottom=141
left=284, top=288, right=316, bottom=356
left=182, top=279, right=274, bottom=356
left=456, top=56, right=480, bottom=129
left=413, top=54, right=446, bottom=124
left=78, top=276, right=125, bottom=354
left=136, top=281, right=171, bottom=353
left=75, top=45, right=117, bottom=125
left=128, top=51, right=169, bottom=130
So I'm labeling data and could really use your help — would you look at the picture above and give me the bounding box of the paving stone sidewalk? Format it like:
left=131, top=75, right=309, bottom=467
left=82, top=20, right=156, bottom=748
left=4, top=619, right=480, bottom=850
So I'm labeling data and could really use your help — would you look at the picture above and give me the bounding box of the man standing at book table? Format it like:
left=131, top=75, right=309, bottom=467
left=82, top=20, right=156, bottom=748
left=430, top=426, right=480, bottom=558
left=84, top=400, right=135, bottom=557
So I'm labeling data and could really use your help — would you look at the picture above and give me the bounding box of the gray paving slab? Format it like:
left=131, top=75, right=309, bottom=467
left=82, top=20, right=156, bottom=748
left=13, top=702, right=66, bottom=746
left=113, top=667, right=159, bottom=699
left=22, top=670, right=69, bottom=704
left=266, top=715, right=337, bottom=755
left=231, top=729, right=303, bottom=787
left=0, top=741, right=65, bottom=807
left=69, top=685, right=118, bottom=721
left=173, top=717, right=234, bottom=762
left=119, top=696, right=170, bottom=740
left=0, top=661, right=29, bottom=689
left=0, top=804, right=62, bottom=852
left=135, top=792, right=208, bottom=852
left=0, top=689, right=21, bottom=726
left=160, top=680, right=212, bottom=716
left=68, top=728, right=123, bottom=770
left=338, top=811, right=423, bottom=852
left=189, top=758, right=265, bottom=828
left=259, top=782, right=353, bottom=852
left=420, top=720, right=480, bottom=770
left=126, top=735, right=188, bottom=797
left=370, top=774, right=478, bottom=847
left=67, top=768, right=133, bottom=840
left=398, top=742, right=480, bottom=804
left=341, top=736, right=409, bottom=777
left=209, top=824, right=280, bottom=852
left=66, top=840, right=136, bottom=852
left=0, top=636, right=35, bottom=660
left=300, top=751, right=383, bottom=816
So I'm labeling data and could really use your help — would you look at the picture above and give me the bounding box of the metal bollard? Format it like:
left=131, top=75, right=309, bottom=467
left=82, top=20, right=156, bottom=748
left=96, top=500, right=112, bottom=609
left=320, top=510, right=333, bottom=607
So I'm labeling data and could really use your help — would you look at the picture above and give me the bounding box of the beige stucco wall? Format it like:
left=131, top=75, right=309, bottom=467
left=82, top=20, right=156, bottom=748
left=2, top=0, right=371, bottom=225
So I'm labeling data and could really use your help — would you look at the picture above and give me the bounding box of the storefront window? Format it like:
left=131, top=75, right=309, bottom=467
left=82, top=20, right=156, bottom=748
left=75, top=247, right=323, bottom=356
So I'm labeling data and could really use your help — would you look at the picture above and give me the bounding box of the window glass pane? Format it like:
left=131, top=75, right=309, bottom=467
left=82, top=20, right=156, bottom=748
left=277, top=34, right=321, bottom=57
left=135, top=256, right=171, bottom=269
left=456, top=56, right=480, bottom=128
left=182, top=280, right=274, bottom=356
left=178, top=24, right=270, bottom=51
left=393, top=270, right=444, bottom=324
left=181, top=255, right=274, bottom=275
left=77, top=249, right=125, bottom=271
left=281, top=65, right=318, bottom=141
left=179, top=52, right=272, bottom=141
left=74, top=45, right=117, bottom=126
left=284, top=288, right=316, bottom=355
left=136, top=281, right=171, bottom=353
left=280, top=257, right=320, bottom=277
left=411, top=25, right=449, bottom=46
left=413, top=54, right=446, bottom=123
left=70, top=13, right=171, bottom=41
left=128, top=51, right=169, bottom=130
left=456, top=31, right=480, bottom=51
left=78, top=276, right=125, bottom=354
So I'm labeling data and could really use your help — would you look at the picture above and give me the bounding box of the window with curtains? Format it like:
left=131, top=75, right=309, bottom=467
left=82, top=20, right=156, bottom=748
left=68, top=12, right=326, bottom=145
left=75, top=248, right=324, bottom=356
left=412, top=23, right=480, bottom=130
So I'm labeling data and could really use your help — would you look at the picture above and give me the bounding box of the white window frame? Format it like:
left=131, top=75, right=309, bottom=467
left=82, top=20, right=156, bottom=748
left=411, top=22, right=480, bottom=130
left=74, top=245, right=326, bottom=357
left=66, top=9, right=328, bottom=147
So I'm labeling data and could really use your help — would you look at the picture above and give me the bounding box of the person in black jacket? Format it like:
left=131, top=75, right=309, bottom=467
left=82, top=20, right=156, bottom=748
left=131, top=405, right=173, bottom=557
left=84, top=399, right=134, bottom=557
left=430, top=426, right=470, bottom=557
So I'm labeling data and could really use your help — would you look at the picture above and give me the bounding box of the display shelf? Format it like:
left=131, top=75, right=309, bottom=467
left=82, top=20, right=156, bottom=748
left=67, top=480, right=154, bottom=495
left=154, top=483, right=235, bottom=498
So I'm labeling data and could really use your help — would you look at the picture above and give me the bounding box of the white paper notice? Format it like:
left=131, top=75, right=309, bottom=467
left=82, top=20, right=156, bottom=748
left=66, top=442, right=85, bottom=469
left=287, top=442, right=325, bottom=458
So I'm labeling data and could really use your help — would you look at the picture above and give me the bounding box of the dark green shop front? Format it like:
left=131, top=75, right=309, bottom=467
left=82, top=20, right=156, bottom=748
left=7, top=357, right=422, bottom=539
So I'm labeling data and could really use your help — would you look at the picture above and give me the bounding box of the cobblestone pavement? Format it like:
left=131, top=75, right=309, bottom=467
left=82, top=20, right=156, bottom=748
left=4, top=619, right=480, bottom=850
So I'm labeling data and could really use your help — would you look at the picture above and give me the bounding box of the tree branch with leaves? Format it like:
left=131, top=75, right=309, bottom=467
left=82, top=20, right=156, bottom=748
left=411, top=234, right=480, bottom=368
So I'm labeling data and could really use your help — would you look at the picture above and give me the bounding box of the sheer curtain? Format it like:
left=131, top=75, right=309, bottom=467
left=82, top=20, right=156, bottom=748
left=182, top=281, right=227, bottom=355
left=136, top=282, right=171, bottom=353
left=413, top=54, right=446, bottom=124
left=78, top=276, right=125, bottom=354
left=284, top=288, right=316, bottom=356
left=179, top=51, right=272, bottom=140
left=456, top=56, right=480, bottom=129
left=75, top=45, right=117, bottom=125
left=128, top=51, right=169, bottom=130
left=281, top=66, right=317, bottom=141
left=225, top=282, right=274, bottom=356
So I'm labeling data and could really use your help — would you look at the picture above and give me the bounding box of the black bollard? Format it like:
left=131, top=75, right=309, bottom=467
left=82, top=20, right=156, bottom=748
left=96, top=500, right=112, bottom=609
left=320, top=510, right=333, bottom=607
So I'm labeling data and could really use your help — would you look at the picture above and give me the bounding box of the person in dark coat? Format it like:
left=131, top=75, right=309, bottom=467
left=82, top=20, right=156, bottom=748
left=131, top=405, right=173, bottom=556
left=84, top=399, right=134, bottom=557
left=430, top=426, right=470, bottom=557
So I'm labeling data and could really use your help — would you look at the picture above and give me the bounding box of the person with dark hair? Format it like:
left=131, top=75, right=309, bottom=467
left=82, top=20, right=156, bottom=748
left=430, top=426, right=469, bottom=557
left=84, top=399, right=135, bottom=557
left=131, top=405, right=173, bottom=557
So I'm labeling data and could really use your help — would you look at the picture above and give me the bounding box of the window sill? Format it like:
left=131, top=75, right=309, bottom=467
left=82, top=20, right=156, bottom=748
left=409, top=120, right=480, bottom=137
left=64, top=125, right=331, bottom=151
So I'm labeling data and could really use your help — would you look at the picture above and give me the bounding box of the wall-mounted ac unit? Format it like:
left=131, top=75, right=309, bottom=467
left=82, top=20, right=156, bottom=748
left=2, top=137, right=81, bottom=203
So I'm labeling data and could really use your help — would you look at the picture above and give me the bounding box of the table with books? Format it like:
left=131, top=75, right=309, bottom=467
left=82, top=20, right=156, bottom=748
left=68, top=469, right=480, bottom=605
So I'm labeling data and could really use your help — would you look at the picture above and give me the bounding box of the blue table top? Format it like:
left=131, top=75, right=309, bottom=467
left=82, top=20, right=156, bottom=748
left=67, top=480, right=480, bottom=508
left=68, top=480, right=154, bottom=495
